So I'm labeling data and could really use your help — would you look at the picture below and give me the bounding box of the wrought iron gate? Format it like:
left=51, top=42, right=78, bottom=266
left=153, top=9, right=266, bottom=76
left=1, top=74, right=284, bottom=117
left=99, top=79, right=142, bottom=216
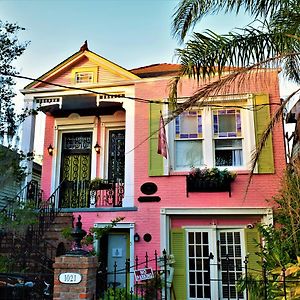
left=60, top=132, right=92, bottom=208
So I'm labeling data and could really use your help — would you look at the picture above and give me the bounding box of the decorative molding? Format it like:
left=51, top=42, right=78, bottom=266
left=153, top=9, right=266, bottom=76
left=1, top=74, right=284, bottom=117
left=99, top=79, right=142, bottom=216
left=96, top=93, right=125, bottom=106
left=35, top=96, right=62, bottom=108
left=160, top=207, right=272, bottom=216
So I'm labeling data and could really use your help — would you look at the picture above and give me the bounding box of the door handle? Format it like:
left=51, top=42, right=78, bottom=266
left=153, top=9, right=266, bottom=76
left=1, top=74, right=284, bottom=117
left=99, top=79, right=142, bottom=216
left=209, top=252, right=214, bottom=260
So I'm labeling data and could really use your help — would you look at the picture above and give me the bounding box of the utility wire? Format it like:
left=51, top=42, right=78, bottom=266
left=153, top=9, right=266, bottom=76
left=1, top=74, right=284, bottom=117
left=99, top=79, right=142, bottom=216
left=0, top=71, right=290, bottom=159
left=0, top=72, right=169, bottom=104
left=1, top=72, right=282, bottom=112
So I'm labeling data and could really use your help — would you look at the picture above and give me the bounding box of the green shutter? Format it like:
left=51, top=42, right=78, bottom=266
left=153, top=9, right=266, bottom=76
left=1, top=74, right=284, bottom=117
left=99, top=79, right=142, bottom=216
left=244, top=228, right=261, bottom=276
left=253, top=94, right=275, bottom=173
left=170, top=228, right=187, bottom=300
left=149, top=102, right=164, bottom=176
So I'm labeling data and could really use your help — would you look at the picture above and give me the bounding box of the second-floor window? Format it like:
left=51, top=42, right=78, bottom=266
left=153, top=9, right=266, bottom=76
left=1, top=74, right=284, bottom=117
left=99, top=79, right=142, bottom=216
left=173, top=107, right=246, bottom=171
left=174, top=111, right=203, bottom=169
left=213, top=109, right=243, bottom=166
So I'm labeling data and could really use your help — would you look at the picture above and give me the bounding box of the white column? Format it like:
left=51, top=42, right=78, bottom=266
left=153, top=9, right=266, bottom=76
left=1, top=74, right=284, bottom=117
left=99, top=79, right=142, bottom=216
left=160, top=209, right=168, bottom=252
left=203, top=107, right=214, bottom=167
left=122, top=101, right=134, bottom=207
left=21, top=95, right=36, bottom=183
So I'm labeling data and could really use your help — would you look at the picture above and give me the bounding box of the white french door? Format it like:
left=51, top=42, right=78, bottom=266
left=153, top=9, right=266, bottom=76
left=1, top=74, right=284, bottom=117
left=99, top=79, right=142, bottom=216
left=186, top=229, right=245, bottom=300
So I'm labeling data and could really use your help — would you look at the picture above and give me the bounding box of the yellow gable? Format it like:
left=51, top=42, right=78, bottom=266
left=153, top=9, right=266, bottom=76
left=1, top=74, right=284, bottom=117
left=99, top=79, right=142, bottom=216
left=25, top=48, right=140, bottom=90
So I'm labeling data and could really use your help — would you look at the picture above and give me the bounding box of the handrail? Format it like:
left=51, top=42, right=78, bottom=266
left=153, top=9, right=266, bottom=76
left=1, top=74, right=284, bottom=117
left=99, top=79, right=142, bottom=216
left=38, top=178, right=66, bottom=235
left=0, top=179, right=69, bottom=273
left=0, top=181, right=28, bottom=212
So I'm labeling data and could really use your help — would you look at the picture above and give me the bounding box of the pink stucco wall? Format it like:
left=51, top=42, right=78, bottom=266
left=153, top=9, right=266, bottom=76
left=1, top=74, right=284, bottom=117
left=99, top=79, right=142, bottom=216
left=129, top=72, right=282, bottom=254
left=40, top=70, right=285, bottom=257
left=133, top=71, right=285, bottom=208
left=41, top=114, right=55, bottom=200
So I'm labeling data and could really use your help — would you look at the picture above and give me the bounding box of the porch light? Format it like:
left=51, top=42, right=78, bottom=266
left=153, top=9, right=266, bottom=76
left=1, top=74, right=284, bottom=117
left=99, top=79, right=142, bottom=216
left=47, top=144, right=54, bottom=156
left=94, top=143, right=101, bottom=154
left=134, top=233, right=140, bottom=242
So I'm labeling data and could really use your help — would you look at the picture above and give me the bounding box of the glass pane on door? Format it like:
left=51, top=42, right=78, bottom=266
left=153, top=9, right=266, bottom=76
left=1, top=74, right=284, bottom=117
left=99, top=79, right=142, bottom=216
left=187, top=231, right=211, bottom=300
left=108, top=130, right=125, bottom=181
left=219, top=231, right=244, bottom=300
left=61, top=154, right=91, bottom=207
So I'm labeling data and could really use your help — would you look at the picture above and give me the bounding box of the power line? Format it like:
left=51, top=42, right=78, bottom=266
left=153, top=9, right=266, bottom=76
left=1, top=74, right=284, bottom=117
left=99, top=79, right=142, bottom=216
left=1, top=72, right=281, bottom=112
left=1, top=72, right=169, bottom=105
left=0, top=71, right=289, bottom=158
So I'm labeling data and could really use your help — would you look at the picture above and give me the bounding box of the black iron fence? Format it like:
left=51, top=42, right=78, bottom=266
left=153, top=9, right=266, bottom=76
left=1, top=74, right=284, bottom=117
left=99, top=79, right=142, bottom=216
left=0, top=180, right=65, bottom=299
left=60, top=179, right=125, bottom=208
left=98, top=250, right=168, bottom=300
left=97, top=251, right=300, bottom=300
left=90, top=180, right=124, bottom=207
left=200, top=255, right=300, bottom=300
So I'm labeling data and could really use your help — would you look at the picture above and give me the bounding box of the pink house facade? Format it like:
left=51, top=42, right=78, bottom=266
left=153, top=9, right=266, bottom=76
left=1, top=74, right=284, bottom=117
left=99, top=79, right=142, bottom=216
left=21, top=44, right=285, bottom=299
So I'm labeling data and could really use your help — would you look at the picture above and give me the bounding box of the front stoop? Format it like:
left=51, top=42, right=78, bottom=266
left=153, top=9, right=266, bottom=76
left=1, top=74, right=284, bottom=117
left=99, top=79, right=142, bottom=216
left=42, top=212, right=74, bottom=256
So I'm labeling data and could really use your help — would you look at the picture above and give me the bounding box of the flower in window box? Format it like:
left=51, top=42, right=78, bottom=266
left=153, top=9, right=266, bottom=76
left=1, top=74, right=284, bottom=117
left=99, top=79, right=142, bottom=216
left=187, top=167, right=236, bottom=192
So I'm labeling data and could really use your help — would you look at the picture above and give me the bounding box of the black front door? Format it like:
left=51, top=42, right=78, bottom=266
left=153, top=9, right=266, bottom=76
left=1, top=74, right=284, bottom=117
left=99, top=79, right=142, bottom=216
left=108, top=130, right=125, bottom=181
left=60, top=132, right=92, bottom=208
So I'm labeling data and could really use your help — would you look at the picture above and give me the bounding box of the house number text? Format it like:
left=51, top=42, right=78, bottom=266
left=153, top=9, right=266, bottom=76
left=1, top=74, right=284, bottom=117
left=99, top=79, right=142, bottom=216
left=59, top=272, right=82, bottom=284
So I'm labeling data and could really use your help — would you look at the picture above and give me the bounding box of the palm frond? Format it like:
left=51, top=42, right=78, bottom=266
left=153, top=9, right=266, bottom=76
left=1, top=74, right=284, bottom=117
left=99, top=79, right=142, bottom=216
left=172, top=0, right=290, bottom=41
left=172, top=0, right=204, bottom=42
left=249, top=88, right=300, bottom=180
left=165, top=53, right=300, bottom=198
left=168, top=76, right=181, bottom=110
left=166, top=58, right=267, bottom=124
left=270, top=5, right=300, bottom=35
left=176, top=24, right=300, bottom=83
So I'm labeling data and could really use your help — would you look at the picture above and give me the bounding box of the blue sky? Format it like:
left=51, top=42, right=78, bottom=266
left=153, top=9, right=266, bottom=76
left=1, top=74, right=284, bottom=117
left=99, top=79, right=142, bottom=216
left=0, top=0, right=255, bottom=155
left=1, top=0, right=255, bottom=89
left=1, top=0, right=297, bottom=154
left=1, top=0, right=297, bottom=97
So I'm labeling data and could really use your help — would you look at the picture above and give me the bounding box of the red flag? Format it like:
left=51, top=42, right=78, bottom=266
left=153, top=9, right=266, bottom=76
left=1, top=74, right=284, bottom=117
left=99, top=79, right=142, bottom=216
left=157, top=112, right=168, bottom=158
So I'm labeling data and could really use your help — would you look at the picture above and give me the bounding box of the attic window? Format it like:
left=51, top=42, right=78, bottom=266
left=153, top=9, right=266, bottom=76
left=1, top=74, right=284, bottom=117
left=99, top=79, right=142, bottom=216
left=75, top=72, right=93, bottom=84
left=71, top=66, right=98, bottom=84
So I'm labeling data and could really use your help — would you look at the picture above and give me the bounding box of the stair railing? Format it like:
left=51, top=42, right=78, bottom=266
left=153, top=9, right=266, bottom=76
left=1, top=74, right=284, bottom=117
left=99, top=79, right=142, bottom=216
left=0, top=179, right=69, bottom=273
left=0, top=180, right=41, bottom=218
left=37, top=179, right=66, bottom=236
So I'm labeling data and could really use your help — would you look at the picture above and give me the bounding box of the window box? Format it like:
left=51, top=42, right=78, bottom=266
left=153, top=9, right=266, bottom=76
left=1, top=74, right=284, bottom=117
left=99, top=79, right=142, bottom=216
left=186, top=168, right=236, bottom=197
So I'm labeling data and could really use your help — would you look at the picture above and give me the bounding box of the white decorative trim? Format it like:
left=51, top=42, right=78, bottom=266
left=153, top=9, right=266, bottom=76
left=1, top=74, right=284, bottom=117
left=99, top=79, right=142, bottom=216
left=161, top=207, right=272, bottom=215
left=162, top=104, right=170, bottom=175
left=96, top=93, right=125, bottom=106
left=35, top=96, right=62, bottom=109
left=175, top=93, right=251, bottom=104
left=21, top=96, right=37, bottom=183
left=160, top=207, right=273, bottom=254
left=51, top=116, right=98, bottom=202
left=169, top=94, right=256, bottom=172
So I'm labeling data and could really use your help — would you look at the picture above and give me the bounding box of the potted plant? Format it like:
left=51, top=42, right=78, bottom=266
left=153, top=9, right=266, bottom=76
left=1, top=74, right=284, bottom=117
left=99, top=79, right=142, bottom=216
left=89, top=178, right=113, bottom=208
left=89, top=178, right=112, bottom=191
left=186, top=167, right=236, bottom=194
